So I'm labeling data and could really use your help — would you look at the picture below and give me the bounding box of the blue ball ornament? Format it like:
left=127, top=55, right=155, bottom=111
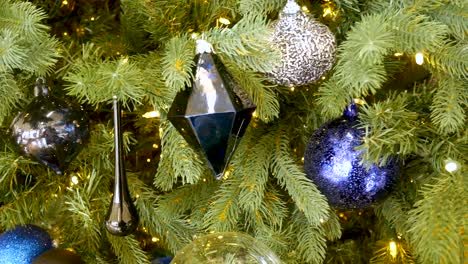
left=304, top=103, right=400, bottom=209
left=0, top=225, right=53, bottom=264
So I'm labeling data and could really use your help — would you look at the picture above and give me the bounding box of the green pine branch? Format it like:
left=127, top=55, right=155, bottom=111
left=153, top=122, right=204, bottom=191
left=427, top=2, right=468, bottom=40
left=389, top=13, right=448, bottom=54
left=203, top=174, right=242, bottom=232
left=0, top=0, right=48, bottom=38
left=358, top=93, right=420, bottom=166
left=205, top=14, right=280, bottom=73
left=132, top=177, right=198, bottom=253
left=407, top=172, right=466, bottom=264
left=65, top=56, right=148, bottom=108
left=107, top=233, right=150, bottom=264
left=0, top=72, right=24, bottom=125
left=291, top=211, right=328, bottom=264
left=226, top=65, right=280, bottom=122
left=430, top=76, right=467, bottom=135
left=270, top=133, right=329, bottom=226
left=426, top=40, right=468, bottom=79
left=237, top=0, right=285, bottom=15
left=161, top=35, right=195, bottom=92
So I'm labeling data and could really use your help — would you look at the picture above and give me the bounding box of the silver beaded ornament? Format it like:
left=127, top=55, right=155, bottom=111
left=267, top=0, right=336, bottom=86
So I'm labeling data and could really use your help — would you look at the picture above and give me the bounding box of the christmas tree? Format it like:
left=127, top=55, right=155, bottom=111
left=0, top=0, right=466, bottom=263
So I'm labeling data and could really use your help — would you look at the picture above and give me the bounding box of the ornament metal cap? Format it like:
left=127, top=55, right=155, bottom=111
left=343, top=101, right=358, bottom=121
left=196, top=39, right=213, bottom=54
left=34, top=77, right=49, bottom=97
left=283, top=0, right=301, bottom=14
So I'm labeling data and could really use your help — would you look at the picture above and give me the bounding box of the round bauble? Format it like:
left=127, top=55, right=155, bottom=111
left=33, top=248, right=84, bottom=264
left=304, top=103, right=400, bottom=209
left=0, top=225, right=53, bottom=264
left=10, top=78, right=90, bottom=175
left=266, top=0, right=336, bottom=87
left=152, top=257, right=173, bottom=264
left=172, top=232, right=281, bottom=264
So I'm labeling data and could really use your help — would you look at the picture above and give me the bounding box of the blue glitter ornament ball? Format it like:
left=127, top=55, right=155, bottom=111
left=304, top=103, right=400, bottom=209
left=0, top=225, right=53, bottom=264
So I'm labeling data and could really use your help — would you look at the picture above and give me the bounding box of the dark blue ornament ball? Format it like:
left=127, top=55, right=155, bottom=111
left=304, top=104, right=400, bottom=209
left=152, top=256, right=173, bottom=264
left=0, top=225, right=53, bottom=264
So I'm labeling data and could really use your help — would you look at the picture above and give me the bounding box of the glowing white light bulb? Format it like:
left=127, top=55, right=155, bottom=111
left=445, top=161, right=458, bottom=172
left=415, top=53, right=424, bottom=65
left=389, top=241, right=397, bottom=258
left=218, top=17, right=231, bottom=25
left=142, top=111, right=160, bottom=118
left=71, top=176, right=79, bottom=185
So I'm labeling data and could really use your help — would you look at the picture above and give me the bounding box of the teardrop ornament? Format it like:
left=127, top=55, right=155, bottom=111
left=105, top=96, right=139, bottom=236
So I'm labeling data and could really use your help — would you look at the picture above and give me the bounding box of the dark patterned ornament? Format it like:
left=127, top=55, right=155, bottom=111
left=168, top=40, right=256, bottom=179
left=304, top=103, right=400, bottom=209
left=267, top=0, right=336, bottom=86
left=0, top=225, right=53, bottom=264
left=105, top=96, right=139, bottom=236
left=10, top=78, right=90, bottom=175
left=33, top=248, right=84, bottom=264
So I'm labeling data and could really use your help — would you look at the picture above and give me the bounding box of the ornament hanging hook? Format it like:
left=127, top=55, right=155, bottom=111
left=34, top=77, right=49, bottom=97
left=343, top=98, right=358, bottom=121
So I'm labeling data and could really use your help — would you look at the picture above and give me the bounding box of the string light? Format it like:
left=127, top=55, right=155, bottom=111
left=90, top=17, right=95, bottom=21
left=218, top=17, right=231, bottom=25
left=394, top=52, right=403, bottom=57
left=389, top=241, right=397, bottom=258
left=222, top=170, right=231, bottom=180
left=301, top=6, right=309, bottom=12
left=252, top=111, right=258, bottom=118
left=415, top=52, right=424, bottom=65
left=71, top=176, right=79, bottom=185
left=301, top=157, right=304, bottom=162
left=323, top=7, right=333, bottom=17
left=62, top=0, right=68, bottom=5
left=353, top=98, right=366, bottom=105
left=63, top=32, right=68, bottom=36
left=152, top=144, right=159, bottom=149
left=147, top=158, right=151, bottom=163
left=142, top=111, right=160, bottom=118
left=290, top=87, right=295, bottom=92
left=444, top=160, right=459, bottom=172
left=151, top=237, right=159, bottom=242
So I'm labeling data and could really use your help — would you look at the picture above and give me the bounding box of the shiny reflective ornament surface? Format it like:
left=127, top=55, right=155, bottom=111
left=105, top=96, right=139, bottom=236
left=0, top=225, right=53, bottom=264
left=168, top=40, right=256, bottom=179
left=33, top=248, right=84, bottom=264
left=172, top=232, right=281, bottom=264
left=10, top=78, right=90, bottom=175
left=303, top=103, right=400, bottom=209
left=267, top=0, right=336, bottom=86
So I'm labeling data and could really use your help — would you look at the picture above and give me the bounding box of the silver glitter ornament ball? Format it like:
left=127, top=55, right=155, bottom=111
left=267, top=0, right=336, bottom=86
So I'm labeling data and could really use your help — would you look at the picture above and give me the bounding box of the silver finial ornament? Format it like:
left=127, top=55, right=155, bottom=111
left=266, top=0, right=336, bottom=86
